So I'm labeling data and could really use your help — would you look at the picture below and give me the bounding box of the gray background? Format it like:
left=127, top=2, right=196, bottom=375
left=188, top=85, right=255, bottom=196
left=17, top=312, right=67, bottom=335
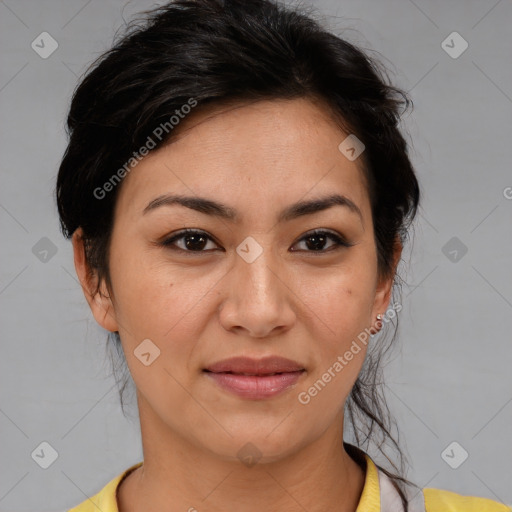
left=1, top=0, right=511, bottom=510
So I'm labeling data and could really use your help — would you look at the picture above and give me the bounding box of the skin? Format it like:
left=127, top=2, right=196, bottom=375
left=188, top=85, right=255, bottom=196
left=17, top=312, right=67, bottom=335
left=73, top=97, right=401, bottom=512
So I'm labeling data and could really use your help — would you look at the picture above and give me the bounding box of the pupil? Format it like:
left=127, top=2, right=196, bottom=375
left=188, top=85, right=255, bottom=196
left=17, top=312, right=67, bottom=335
left=306, top=234, right=326, bottom=251
left=185, top=234, right=207, bottom=250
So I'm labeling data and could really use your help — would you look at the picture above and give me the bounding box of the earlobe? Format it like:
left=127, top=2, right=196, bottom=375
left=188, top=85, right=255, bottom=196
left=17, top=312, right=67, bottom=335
left=71, top=228, right=119, bottom=333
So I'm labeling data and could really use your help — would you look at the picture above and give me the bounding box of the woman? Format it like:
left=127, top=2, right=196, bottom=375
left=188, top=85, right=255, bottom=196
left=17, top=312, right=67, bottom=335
left=56, top=0, right=510, bottom=511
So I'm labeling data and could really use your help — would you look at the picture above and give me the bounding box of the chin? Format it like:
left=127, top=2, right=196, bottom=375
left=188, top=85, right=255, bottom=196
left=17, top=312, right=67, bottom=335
left=198, top=426, right=311, bottom=466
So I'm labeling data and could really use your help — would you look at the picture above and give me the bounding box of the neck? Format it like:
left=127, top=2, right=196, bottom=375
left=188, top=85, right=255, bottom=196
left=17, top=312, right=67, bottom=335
left=118, top=396, right=366, bottom=512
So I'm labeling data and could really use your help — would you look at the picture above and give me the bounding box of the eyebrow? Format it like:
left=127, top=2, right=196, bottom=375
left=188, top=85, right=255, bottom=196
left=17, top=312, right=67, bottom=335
left=142, top=193, right=363, bottom=223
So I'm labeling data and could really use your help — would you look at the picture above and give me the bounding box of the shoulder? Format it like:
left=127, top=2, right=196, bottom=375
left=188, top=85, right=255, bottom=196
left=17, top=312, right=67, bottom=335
left=355, top=447, right=511, bottom=512
left=67, top=462, right=143, bottom=512
left=424, top=487, right=511, bottom=512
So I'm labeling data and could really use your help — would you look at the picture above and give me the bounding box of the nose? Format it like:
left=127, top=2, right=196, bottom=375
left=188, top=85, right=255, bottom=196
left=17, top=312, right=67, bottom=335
left=218, top=243, right=296, bottom=339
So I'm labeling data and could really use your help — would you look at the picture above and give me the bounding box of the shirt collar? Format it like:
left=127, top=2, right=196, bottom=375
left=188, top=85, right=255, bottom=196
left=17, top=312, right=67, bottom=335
left=356, top=453, right=382, bottom=511
left=84, top=452, right=383, bottom=512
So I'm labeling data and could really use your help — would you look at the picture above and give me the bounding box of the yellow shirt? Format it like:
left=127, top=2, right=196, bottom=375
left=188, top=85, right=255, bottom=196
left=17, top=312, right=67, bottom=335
left=68, top=455, right=511, bottom=512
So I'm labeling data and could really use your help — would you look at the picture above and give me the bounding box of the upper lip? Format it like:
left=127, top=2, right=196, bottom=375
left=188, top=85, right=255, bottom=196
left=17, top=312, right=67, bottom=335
left=204, top=356, right=305, bottom=375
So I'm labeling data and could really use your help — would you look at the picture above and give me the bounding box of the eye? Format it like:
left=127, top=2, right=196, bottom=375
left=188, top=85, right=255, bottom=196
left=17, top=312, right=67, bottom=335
left=160, top=229, right=221, bottom=253
left=290, top=230, right=353, bottom=253
left=159, top=228, right=353, bottom=254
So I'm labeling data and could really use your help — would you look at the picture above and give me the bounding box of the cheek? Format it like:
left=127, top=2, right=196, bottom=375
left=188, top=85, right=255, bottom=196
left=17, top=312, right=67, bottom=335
left=109, top=247, right=194, bottom=328
left=295, top=278, right=372, bottom=414
left=108, top=249, right=225, bottom=370
left=292, top=257, right=376, bottom=400
left=298, top=264, right=376, bottom=341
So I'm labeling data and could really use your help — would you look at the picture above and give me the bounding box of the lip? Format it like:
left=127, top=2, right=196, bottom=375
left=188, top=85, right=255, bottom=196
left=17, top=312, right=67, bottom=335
left=203, top=356, right=306, bottom=400
left=204, top=356, right=304, bottom=374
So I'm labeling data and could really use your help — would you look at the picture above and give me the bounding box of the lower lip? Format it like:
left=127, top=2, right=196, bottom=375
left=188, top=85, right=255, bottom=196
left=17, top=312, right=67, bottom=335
left=204, top=371, right=305, bottom=399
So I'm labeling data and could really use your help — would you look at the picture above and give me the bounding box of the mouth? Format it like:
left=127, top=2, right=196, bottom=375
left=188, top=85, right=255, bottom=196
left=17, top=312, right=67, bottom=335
left=203, top=356, right=306, bottom=399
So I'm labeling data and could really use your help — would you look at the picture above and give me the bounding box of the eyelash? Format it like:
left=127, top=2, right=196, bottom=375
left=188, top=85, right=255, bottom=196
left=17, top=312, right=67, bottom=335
left=159, top=228, right=353, bottom=254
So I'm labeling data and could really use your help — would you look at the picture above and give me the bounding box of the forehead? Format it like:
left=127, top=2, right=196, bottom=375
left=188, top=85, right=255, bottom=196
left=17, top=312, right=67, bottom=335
left=114, top=97, right=371, bottom=224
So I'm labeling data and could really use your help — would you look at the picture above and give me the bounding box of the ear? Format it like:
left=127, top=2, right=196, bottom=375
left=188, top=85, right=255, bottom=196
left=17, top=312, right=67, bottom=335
left=371, top=237, right=402, bottom=321
left=71, top=228, right=119, bottom=333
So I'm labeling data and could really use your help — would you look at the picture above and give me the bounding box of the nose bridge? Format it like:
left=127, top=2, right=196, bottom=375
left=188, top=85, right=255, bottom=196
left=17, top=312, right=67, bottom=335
left=219, top=236, right=295, bottom=337
left=234, top=238, right=281, bottom=303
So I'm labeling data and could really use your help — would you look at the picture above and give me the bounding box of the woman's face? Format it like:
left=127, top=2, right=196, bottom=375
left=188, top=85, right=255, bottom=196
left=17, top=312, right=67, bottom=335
left=76, top=98, right=397, bottom=463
